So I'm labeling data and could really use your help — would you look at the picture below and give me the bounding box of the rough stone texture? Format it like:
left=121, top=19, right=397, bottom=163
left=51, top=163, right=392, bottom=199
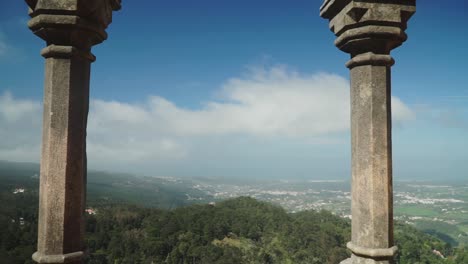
left=342, top=255, right=396, bottom=264
left=32, top=49, right=90, bottom=264
left=320, top=1, right=415, bottom=264
left=341, top=258, right=354, bottom=264
left=26, top=1, right=120, bottom=263
left=350, top=64, right=393, bottom=250
left=320, top=0, right=415, bottom=55
left=26, top=0, right=121, bottom=50
left=348, top=63, right=394, bottom=264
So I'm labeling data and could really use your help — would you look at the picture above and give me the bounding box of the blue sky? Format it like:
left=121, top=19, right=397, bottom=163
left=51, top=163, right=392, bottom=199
left=0, top=1, right=467, bottom=180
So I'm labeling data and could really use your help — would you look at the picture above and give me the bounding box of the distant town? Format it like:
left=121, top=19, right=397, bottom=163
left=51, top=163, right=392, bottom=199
left=6, top=162, right=468, bottom=247
left=185, top=178, right=468, bottom=246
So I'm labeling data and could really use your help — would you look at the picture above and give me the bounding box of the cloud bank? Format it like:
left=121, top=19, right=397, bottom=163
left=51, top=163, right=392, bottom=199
left=0, top=92, right=42, bottom=161
left=0, top=66, right=415, bottom=171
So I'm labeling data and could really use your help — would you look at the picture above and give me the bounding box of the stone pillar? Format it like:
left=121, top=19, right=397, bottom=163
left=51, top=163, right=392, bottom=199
left=320, top=1, right=415, bottom=264
left=25, top=1, right=120, bottom=263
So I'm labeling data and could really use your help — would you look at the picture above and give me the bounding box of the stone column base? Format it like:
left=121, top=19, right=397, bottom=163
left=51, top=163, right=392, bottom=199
left=340, top=255, right=393, bottom=264
left=340, top=257, right=354, bottom=264
left=32, top=251, right=84, bottom=264
left=340, top=242, right=397, bottom=264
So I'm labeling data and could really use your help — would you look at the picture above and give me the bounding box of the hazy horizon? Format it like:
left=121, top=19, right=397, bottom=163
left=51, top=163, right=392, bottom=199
left=1, top=159, right=467, bottom=183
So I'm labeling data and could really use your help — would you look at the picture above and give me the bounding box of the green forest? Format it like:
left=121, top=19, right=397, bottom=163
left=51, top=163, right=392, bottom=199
left=1, top=161, right=468, bottom=263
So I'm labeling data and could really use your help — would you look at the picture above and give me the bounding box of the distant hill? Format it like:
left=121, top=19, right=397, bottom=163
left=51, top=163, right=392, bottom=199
left=0, top=160, right=212, bottom=209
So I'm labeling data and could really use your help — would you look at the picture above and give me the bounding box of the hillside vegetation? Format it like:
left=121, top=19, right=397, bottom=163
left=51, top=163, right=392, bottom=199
left=1, top=161, right=468, bottom=263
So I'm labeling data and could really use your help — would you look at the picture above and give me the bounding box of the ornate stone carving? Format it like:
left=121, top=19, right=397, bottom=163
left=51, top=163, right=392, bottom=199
left=27, top=0, right=121, bottom=50
left=321, top=0, right=415, bottom=56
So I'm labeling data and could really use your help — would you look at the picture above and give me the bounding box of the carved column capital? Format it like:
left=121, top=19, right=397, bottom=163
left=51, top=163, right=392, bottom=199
left=320, top=0, right=415, bottom=59
left=26, top=0, right=121, bottom=57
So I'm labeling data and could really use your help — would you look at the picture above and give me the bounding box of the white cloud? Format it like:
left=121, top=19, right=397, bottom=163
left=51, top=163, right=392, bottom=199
left=0, top=66, right=415, bottom=170
left=0, top=91, right=40, bottom=122
left=88, top=66, right=413, bottom=138
left=0, top=92, right=42, bottom=161
left=392, top=96, right=416, bottom=122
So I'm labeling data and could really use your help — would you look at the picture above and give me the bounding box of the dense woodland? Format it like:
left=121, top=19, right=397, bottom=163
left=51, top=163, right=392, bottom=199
left=1, top=161, right=468, bottom=263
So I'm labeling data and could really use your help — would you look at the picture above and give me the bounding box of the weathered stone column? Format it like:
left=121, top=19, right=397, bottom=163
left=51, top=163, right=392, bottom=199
left=25, top=1, right=120, bottom=263
left=320, top=1, right=415, bottom=264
